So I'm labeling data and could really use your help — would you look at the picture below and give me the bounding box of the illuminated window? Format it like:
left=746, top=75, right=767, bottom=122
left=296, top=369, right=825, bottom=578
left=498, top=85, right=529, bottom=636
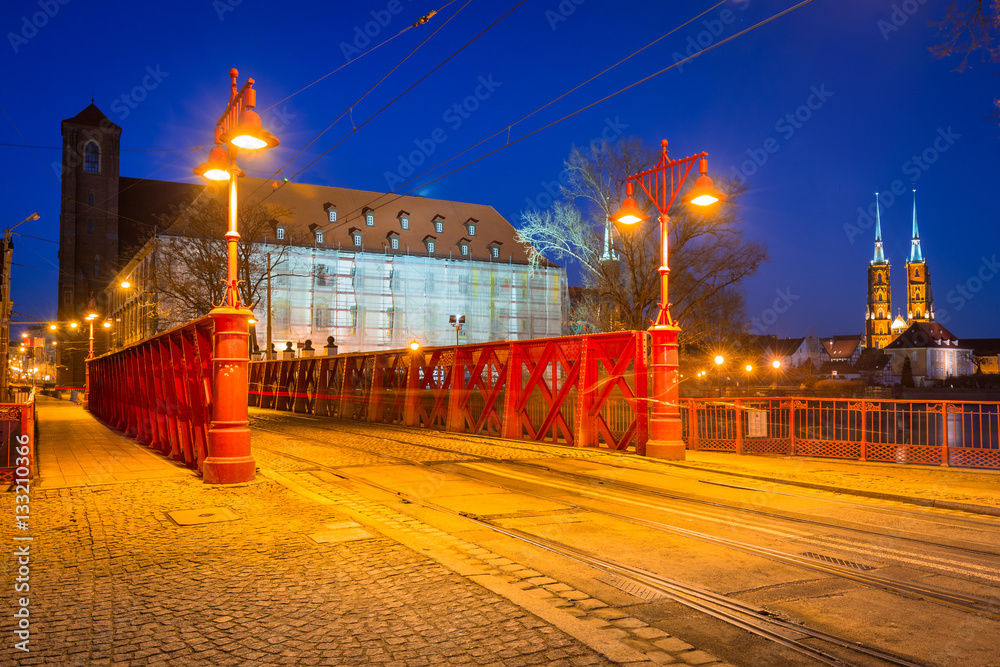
left=366, top=213, right=375, bottom=226
left=491, top=246, right=499, bottom=258
left=315, top=230, right=324, bottom=244
left=84, top=142, right=100, bottom=174
left=460, top=244, right=468, bottom=256
left=353, top=234, right=362, bottom=246
left=276, top=226, right=285, bottom=240
left=468, top=224, right=476, bottom=236
left=328, top=210, right=337, bottom=222
left=400, top=217, right=409, bottom=230
left=435, top=221, right=443, bottom=233
left=390, top=237, right=399, bottom=250
left=427, top=241, right=435, bottom=253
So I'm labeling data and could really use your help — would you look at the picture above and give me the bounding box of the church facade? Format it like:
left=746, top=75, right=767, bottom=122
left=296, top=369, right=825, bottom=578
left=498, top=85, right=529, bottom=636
left=865, top=191, right=933, bottom=350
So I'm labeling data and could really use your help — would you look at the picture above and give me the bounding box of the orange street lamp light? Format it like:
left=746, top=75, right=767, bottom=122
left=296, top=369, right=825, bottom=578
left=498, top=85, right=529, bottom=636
left=192, top=69, right=280, bottom=485
left=611, top=139, right=726, bottom=461
left=409, top=340, right=420, bottom=352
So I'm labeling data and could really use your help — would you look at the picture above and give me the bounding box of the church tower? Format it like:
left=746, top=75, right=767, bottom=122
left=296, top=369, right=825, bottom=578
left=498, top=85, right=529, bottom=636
left=906, top=189, right=933, bottom=323
left=57, top=103, right=122, bottom=384
left=865, top=193, right=892, bottom=349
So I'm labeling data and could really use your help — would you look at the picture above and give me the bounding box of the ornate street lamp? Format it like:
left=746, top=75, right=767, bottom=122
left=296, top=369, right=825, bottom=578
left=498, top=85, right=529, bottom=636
left=612, top=139, right=725, bottom=460
left=192, top=69, right=280, bottom=484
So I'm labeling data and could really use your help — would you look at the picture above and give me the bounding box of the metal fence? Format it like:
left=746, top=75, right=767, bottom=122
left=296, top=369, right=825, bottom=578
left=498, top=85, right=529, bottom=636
left=88, top=315, right=216, bottom=473
left=0, top=389, right=38, bottom=484
left=248, top=331, right=649, bottom=452
left=681, top=397, right=1000, bottom=469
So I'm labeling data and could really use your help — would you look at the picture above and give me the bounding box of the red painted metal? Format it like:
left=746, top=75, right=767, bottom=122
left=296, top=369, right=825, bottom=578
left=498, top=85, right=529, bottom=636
left=0, top=394, right=37, bottom=484
left=86, top=314, right=252, bottom=482
left=681, top=397, right=1000, bottom=469
left=248, top=331, right=649, bottom=451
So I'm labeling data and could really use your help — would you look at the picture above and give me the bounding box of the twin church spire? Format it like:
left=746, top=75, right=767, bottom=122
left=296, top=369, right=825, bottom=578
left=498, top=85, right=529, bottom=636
left=865, top=190, right=932, bottom=350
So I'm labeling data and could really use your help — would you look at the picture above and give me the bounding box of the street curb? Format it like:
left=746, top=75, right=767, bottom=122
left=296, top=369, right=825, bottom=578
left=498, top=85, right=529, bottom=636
left=660, top=461, right=1000, bottom=518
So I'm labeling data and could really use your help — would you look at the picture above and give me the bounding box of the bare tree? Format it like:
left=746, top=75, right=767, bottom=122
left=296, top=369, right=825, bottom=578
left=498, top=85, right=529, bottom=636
left=930, top=1, right=1000, bottom=70
left=152, top=195, right=295, bottom=327
left=517, top=138, right=767, bottom=347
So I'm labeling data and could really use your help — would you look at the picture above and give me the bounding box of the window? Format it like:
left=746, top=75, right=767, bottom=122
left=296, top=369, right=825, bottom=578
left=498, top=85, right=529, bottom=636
left=468, top=224, right=476, bottom=236
left=88, top=220, right=94, bottom=234
left=353, top=234, right=362, bottom=246
left=328, top=210, right=338, bottom=223
left=491, top=246, right=499, bottom=258
left=386, top=308, right=394, bottom=337
left=400, top=217, right=409, bottom=230
left=314, top=307, right=332, bottom=328
left=390, top=237, right=399, bottom=250
left=315, top=230, right=324, bottom=244
left=93, top=257, right=100, bottom=277
left=88, top=193, right=94, bottom=206
left=435, top=221, right=443, bottom=233
left=276, top=226, right=285, bottom=240
left=63, top=290, right=72, bottom=305
left=427, top=241, right=435, bottom=253
left=84, top=142, right=99, bottom=174
left=460, top=244, right=468, bottom=256
left=366, top=213, right=375, bottom=226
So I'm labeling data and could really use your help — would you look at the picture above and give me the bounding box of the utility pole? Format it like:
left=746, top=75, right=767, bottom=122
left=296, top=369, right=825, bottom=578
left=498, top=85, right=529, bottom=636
left=0, top=230, right=12, bottom=399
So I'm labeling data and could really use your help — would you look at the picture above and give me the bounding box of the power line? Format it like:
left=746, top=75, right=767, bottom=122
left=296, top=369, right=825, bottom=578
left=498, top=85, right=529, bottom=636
left=337, top=0, right=819, bottom=222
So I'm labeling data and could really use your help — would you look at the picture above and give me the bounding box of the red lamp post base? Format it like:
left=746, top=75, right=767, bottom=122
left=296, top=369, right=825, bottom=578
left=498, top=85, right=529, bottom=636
left=646, top=322, right=687, bottom=462
left=204, top=306, right=256, bottom=484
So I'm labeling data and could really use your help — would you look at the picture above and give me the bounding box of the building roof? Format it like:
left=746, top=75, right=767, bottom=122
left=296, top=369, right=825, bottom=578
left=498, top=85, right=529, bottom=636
left=62, top=102, right=120, bottom=130
left=118, top=177, right=203, bottom=260
left=818, top=360, right=856, bottom=376
left=152, top=177, right=545, bottom=266
left=962, top=338, right=1000, bottom=356
left=884, top=322, right=966, bottom=350
left=854, top=350, right=891, bottom=372
left=823, top=336, right=861, bottom=360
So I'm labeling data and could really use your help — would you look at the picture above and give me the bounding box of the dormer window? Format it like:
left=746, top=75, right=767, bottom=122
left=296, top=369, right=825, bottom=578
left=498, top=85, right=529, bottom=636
left=423, top=235, right=436, bottom=254
left=365, top=212, right=375, bottom=226
left=466, top=218, right=478, bottom=236
left=468, top=224, right=476, bottom=236
left=398, top=211, right=410, bottom=230
left=276, top=226, right=285, bottom=240
left=391, top=237, right=399, bottom=250
left=315, top=230, right=324, bottom=244
left=428, top=241, right=436, bottom=253
left=353, top=233, right=362, bottom=246
left=435, top=220, right=443, bottom=233
left=491, top=246, right=499, bottom=258
left=328, top=209, right=338, bottom=223
left=460, top=244, right=469, bottom=256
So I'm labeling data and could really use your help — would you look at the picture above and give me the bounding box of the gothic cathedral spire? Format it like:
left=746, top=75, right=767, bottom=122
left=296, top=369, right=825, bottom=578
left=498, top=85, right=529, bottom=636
left=866, top=193, right=892, bottom=349
left=906, top=189, right=933, bottom=323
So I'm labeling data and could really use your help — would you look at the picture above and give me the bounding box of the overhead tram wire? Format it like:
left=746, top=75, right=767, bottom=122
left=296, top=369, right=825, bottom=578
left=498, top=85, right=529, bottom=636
left=258, top=1, right=458, bottom=115
left=243, top=0, right=471, bottom=204
left=336, top=0, right=819, bottom=222
left=340, top=0, right=730, bottom=216
left=247, top=0, right=527, bottom=207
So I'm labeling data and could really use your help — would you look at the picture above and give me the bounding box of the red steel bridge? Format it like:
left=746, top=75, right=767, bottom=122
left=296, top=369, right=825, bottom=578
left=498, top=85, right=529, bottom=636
left=40, top=316, right=999, bottom=484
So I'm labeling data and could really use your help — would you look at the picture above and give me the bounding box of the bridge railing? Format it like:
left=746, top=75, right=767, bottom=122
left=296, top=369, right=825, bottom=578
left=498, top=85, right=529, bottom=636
left=88, top=315, right=217, bottom=473
left=0, top=389, right=37, bottom=484
left=681, top=397, right=1000, bottom=468
left=249, top=331, right=649, bottom=453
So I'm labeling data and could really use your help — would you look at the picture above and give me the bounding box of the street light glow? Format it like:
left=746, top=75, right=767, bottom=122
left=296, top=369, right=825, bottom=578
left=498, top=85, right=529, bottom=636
left=772, top=360, right=781, bottom=369
left=714, top=355, right=724, bottom=366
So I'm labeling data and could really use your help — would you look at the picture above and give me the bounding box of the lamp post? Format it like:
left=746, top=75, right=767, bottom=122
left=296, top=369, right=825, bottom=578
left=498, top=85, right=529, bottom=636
left=771, top=359, right=781, bottom=391
left=83, top=295, right=99, bottom=408
left=744, top=363, right=754, bottom=397
left=612, top=140, right=725, bottom=460
left=193, top=69, right=279, bottom=484
left=1, top=213, right=39, bottom=399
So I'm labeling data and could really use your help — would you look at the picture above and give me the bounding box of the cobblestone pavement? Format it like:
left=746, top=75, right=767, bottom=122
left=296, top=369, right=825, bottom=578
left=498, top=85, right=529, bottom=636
left=1, top=400, right=734, bottom=666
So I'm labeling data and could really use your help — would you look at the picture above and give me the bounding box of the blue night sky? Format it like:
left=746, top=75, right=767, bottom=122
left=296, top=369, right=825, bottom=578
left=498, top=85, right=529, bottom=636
left=2, top=0, right=997, bottom=338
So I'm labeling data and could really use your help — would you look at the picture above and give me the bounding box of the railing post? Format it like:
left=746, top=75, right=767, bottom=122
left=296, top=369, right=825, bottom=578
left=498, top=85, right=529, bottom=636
left=788, top=401, right=797, bottom=456
left=634, top=331, right=648, bottom=456
left=403, top=351, right=421, bottom=427
left=574, top=335, right=596, bottom=448
left=859, top=403, right=868, bottom=462
left=687, top=401, right=698, bottom=451
left=446, top=347, right=464, bottom=433
left=501, top=342, right=523, bottom=440
left=202, top=307, right=255, bottom=484
left=735, top=399, right=744, bottom=455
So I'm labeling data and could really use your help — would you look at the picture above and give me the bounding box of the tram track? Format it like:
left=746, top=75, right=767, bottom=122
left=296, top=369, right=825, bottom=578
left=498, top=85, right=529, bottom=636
left=249, top=413, right=1000, bottom=556
left=250, top=419, right=1000, bottom=666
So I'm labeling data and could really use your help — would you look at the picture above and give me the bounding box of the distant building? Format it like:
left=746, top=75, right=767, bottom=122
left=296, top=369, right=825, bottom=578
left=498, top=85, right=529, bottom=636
left=864, top=190, right=934, bottom=351
left=822, top=334, right=863, bottom=366
left=961, top=338, right=1000, bottom=375
left=883, top=322, right=973, bottom=384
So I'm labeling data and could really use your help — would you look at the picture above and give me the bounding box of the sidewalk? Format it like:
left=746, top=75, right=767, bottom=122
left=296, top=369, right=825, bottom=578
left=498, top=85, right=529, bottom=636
left=671, top=450, right=1000, bottom=516
left=3, top=398, right=728, bottom=666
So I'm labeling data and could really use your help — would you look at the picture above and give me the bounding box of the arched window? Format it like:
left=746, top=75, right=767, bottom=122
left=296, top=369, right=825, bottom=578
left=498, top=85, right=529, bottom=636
left=84, top=142, right=100, bottom=174
left=88, top=192, right=95, bottom=206
left=93, top=257, right=100, bottom=277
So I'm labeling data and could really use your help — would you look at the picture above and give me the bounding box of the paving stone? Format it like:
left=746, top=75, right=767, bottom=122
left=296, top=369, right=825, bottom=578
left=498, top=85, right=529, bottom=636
left=654, top=637, right=697, bottom=653
left=680, top=650, right=721, bottom=665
